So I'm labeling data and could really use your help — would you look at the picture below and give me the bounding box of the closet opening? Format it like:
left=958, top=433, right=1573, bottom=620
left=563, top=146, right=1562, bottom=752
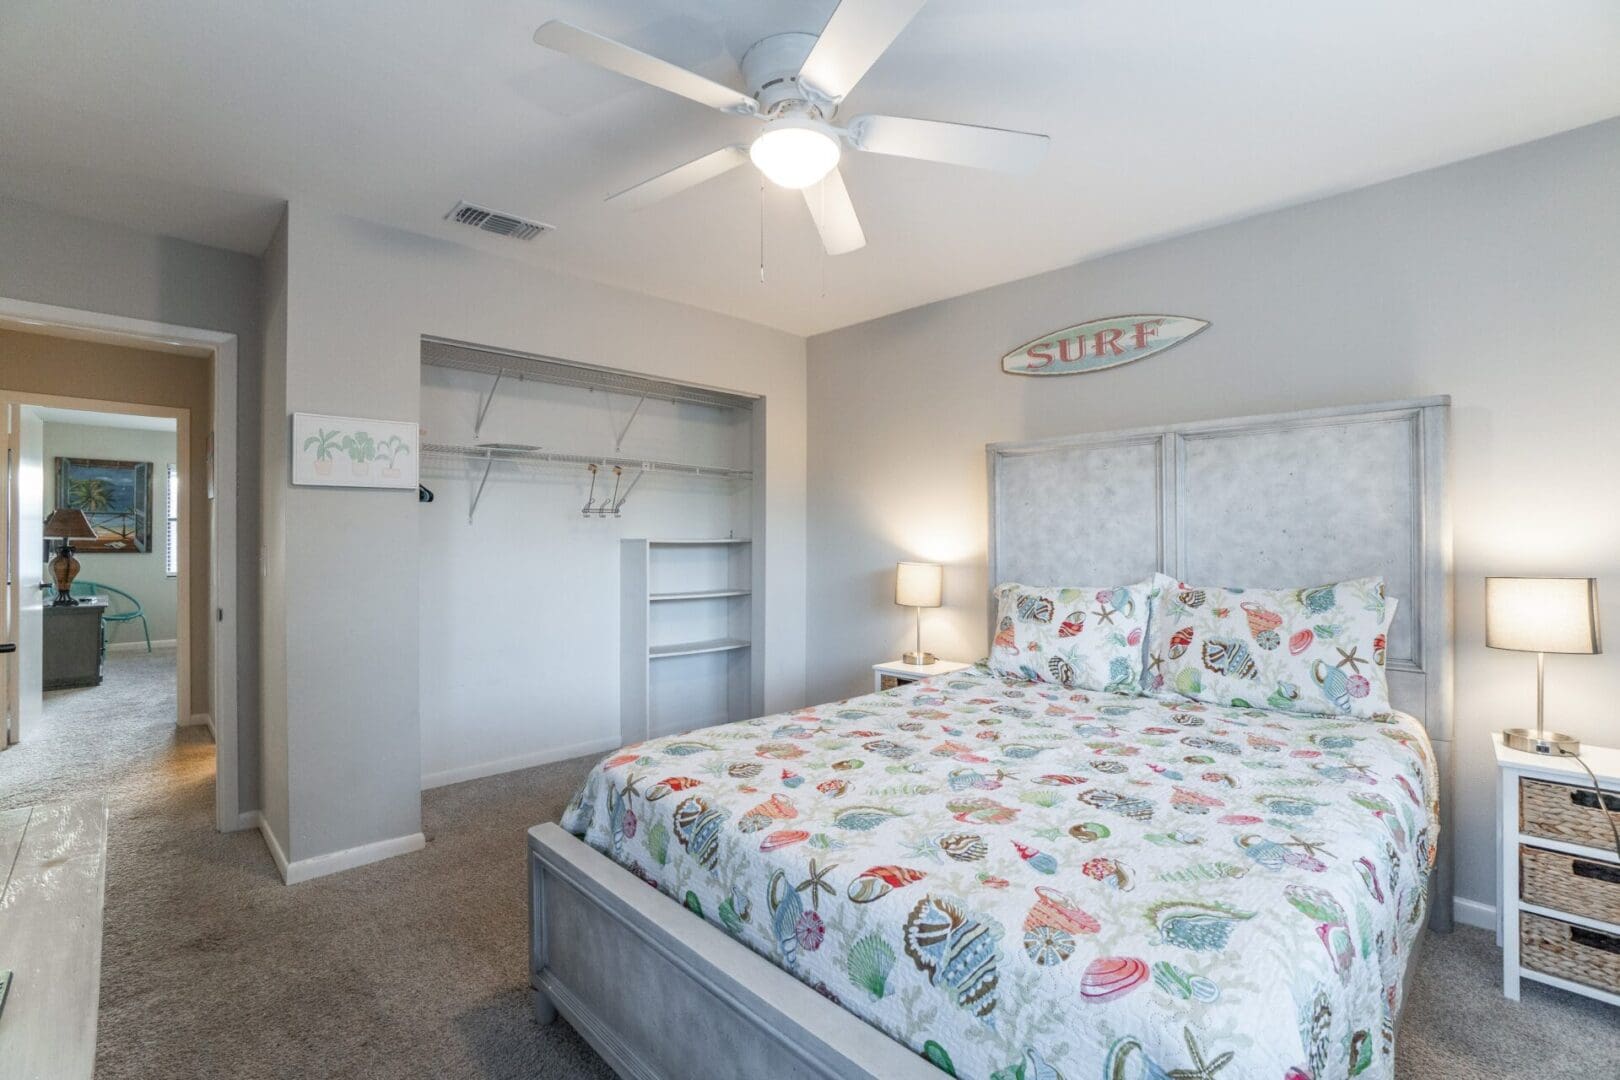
left=417, top=337, right=763, bottom=790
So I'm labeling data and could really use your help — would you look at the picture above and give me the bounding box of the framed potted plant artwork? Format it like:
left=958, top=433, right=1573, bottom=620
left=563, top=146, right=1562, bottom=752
left=55, top=457, right=154, bottom=553
left=291, top=413, right=418, bottom=489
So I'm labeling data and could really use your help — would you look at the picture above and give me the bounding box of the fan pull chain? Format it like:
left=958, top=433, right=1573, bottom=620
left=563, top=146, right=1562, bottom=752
left=819, top=181, right=828, bottom=299
left=758, top=178, right=767, bottom=284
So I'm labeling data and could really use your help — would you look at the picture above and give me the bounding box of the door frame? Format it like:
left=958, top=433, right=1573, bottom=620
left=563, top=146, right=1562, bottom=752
left=0, top=297, right=239, bottom=834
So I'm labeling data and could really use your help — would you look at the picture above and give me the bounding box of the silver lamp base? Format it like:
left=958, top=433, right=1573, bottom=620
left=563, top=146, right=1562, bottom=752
left=902, top=651, right=937, bottom=666
left=1502, top=727, right=1580, bottom=756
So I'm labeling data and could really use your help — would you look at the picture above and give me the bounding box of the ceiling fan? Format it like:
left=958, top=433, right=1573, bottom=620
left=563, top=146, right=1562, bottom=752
left=533, top=0, right=1050, bottom=255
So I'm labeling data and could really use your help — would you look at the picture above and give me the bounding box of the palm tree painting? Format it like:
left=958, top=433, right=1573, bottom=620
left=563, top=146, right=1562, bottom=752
left=292, top=413, right=418, bottom=489
left=56, top=458, right=153, bottom=553
left=302, top=428, right=342, bottom=476
left=375, top=435, right=411, bottom=479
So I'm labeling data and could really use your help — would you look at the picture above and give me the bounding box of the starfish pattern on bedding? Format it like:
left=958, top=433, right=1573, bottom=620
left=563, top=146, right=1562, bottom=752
left=797, top=858, right=838, bottom=910
left=1168, top=1028, right=1235, bottom=1079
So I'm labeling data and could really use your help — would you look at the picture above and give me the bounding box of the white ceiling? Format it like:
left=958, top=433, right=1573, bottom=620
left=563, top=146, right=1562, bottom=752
left=32, top=406, right=177, bottom=433
left=2, top=2, right=1617, bottom=336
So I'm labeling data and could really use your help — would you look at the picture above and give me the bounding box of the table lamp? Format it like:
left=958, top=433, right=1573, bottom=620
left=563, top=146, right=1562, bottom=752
left=895, top=561, right=943, bottom=666
left=1486, top=576, right=1601, bottom=755
left=44, top=508, right=98, bottom=606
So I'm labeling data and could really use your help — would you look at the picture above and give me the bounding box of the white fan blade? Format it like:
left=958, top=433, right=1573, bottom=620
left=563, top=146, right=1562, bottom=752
left=803, top=169, right=866, bottom=255
left=607, top=146, right=751, bottom=210
left=798, top=0, right=928, bottom=103
left=848, top=114, right=1049, bottom=173
left=534, top=20, right=757, bottom=115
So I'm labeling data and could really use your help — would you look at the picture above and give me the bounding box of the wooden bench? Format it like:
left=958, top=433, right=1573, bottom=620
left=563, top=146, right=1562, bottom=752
left=0, top=799, right=109, bottom=1080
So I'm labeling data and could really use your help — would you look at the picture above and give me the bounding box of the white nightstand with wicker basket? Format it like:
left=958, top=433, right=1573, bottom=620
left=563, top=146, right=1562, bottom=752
left=1494, top=733, right=1620, bottom=1006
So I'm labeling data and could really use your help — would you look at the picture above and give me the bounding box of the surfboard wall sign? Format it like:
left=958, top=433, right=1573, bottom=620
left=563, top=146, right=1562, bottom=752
left=1001, top=315, right=1209, bottom=376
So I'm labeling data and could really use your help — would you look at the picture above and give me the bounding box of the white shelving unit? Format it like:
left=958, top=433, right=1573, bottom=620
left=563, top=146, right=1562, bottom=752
left=622, top=538, right=761, bottom=743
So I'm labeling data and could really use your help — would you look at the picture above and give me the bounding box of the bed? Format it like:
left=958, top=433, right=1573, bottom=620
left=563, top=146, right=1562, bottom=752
left=529, top=397, right=1453, bottom=1080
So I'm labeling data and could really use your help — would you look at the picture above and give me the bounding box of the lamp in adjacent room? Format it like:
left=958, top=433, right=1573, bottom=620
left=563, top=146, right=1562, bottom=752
left=1486, top=576, right=1602, bottom=755
left=895, top=561, right=943, bottom=666
left=44, top=508, right=98, bottom=607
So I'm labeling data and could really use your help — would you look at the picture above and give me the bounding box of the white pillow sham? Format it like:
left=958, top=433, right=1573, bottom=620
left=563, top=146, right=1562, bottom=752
left=990, top=580, right=1153, bottom=694
left=1143, top=572, right=1398, bottom=718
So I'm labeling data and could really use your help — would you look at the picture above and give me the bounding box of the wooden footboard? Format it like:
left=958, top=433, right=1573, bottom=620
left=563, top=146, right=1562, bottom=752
left=527, top=823, right=938, bottom=1080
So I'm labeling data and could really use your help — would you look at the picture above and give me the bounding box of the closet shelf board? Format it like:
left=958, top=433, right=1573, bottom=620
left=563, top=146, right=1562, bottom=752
left=649, top=638, right=752, bottom=659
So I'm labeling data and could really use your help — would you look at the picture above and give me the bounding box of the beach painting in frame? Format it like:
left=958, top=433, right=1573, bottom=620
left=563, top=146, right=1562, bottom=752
left=56, top=457, right=153, bottom=553
left=292, top=413, right=418, bottom=489
left=1002, top=315, right=1209, bottom=376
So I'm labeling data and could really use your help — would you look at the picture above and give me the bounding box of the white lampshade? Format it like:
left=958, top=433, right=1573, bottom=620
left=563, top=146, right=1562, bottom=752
left=1485, top=577, right=1601, bottom=655
left=749, top=119, right=841, bottom=189
left=895, top=562, right=943, bottom=609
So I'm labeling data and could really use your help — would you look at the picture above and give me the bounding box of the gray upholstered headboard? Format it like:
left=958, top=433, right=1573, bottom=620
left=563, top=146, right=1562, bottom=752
left=987, top=397, right=1454, bottom=927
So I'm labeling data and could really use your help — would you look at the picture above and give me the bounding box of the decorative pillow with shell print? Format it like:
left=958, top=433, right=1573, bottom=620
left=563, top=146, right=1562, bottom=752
left=989, top=581, right=1153, bottom=693
left=1143, top=572, right=1398, bottom=719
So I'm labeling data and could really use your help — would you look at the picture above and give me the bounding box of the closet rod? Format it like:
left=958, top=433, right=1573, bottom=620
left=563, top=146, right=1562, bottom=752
left=422, top=442, right=752, bottom=479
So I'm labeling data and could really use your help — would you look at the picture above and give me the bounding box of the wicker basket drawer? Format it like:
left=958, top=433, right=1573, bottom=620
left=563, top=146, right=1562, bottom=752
left=1520, top=777, right=1620, bottom=849
left=1520, top=845, right=1620, bottom=925
left=1520, top=911, right=1620, bottom=995
left=879, top=675, right=903, bottom=690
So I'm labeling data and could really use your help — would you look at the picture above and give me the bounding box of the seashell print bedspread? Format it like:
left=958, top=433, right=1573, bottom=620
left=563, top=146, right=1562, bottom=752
left=561, top=664, right=1438, bottom=1080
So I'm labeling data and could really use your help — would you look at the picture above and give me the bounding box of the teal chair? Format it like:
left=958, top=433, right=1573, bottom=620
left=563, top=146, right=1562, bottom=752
left=70, top=580, right=152, bottom=652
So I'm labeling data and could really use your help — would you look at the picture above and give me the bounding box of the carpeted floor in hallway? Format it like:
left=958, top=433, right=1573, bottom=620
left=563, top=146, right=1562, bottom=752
left=1, top=649, right=1614, bottom=1079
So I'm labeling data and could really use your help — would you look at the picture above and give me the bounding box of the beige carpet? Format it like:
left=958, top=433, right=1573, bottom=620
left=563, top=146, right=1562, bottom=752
left=1, top=650, right=1614, bottom=1079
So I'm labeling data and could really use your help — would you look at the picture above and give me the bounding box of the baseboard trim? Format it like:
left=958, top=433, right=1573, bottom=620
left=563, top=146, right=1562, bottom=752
left=107, top=638, right=177, bottom=653
left=254, top=814, right=291, bottom=881
left=1453, top=896, right=1496, bottom=930
left=421, top=735, right=621, bottom=791
left=233, top=809, right=262, bottom=833
left=250, top=810, right=423, bottom=884
left=280, top=831, right=426, bottom=885
left=182, top=711, right=213, bottom=734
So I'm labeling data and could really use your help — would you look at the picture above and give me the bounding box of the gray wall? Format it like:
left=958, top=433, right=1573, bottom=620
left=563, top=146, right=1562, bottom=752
left=805, top=117, right=1620, bottom=917
left=0, top=195, right=264, bottom=816
left=258, top=201, right=806, bottom=868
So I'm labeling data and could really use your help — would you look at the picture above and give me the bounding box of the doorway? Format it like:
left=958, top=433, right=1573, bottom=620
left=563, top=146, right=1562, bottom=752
left=0, top=302, right=240, bottom=833
left=4, top=399, right=190, bottom=780
left=7, top=398, right=188, bottom=714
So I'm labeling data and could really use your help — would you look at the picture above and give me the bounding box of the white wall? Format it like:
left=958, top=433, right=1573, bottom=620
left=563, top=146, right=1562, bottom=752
left=42, top=422, right=179, bottom=644
left=418, top=369, right=754, bottom=786
left=260, top=201, right=806, bottom=871
left=805, top=117, right=1620, bottom=919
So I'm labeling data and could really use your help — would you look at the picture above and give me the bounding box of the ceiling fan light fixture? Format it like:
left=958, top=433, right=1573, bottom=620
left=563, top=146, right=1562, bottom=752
left=749, top=118, right=841, bottom=189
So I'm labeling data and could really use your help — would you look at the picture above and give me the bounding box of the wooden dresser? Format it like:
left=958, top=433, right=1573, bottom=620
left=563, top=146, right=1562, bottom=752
left=1494, top=734, right=1620, bottom=1006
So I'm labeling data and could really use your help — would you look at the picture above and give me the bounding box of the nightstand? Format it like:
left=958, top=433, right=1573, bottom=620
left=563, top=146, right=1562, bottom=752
left=1494, top=733, right=1620, bottom=1006
left=872, top=658, right=972, bottom=693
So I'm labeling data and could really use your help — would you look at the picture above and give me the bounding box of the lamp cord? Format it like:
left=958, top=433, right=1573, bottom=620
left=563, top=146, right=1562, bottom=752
left=1556, top=746, right=1620, bottom=863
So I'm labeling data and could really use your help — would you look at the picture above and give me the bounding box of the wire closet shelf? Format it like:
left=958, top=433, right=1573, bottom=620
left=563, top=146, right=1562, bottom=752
left=420, top=337, right=755, bottom=522
left=421, top=442, right=752, bottom=479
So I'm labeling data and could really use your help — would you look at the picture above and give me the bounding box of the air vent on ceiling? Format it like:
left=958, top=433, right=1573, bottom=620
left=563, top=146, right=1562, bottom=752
left=445, top=201, right=552, bottom=241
